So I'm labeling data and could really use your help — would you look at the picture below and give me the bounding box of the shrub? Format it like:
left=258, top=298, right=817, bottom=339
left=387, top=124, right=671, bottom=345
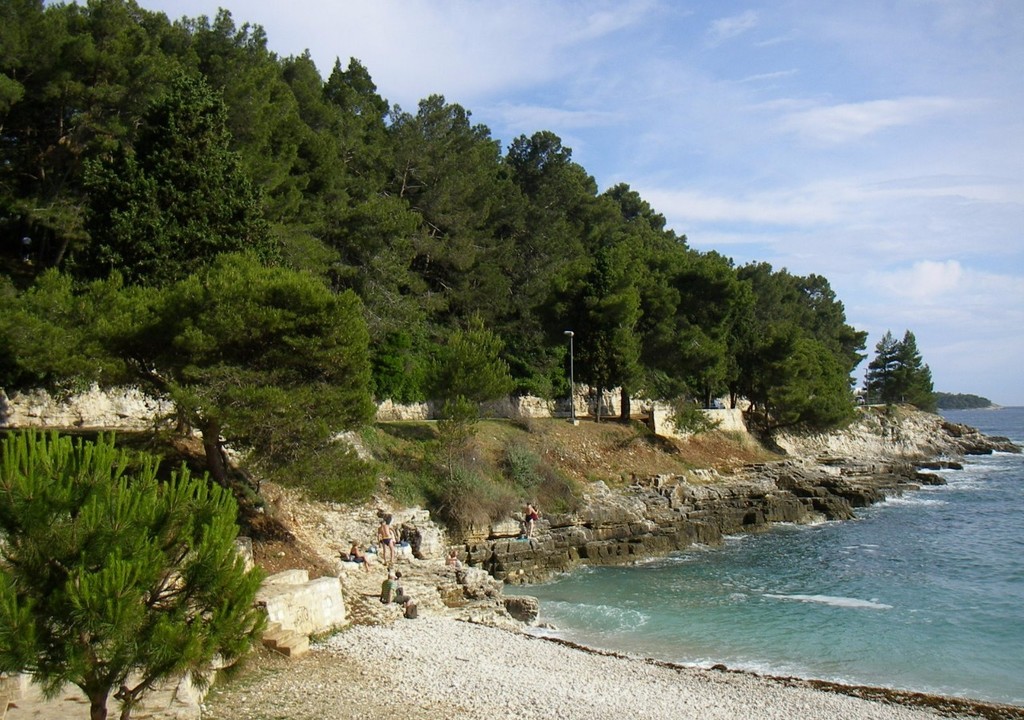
left=264, top=442, right=377, bottom=503
left=435, top=464, right=518, bottom=532
left=670, top=400, right=722, bottom=435
left=500, top=440, right=581, bottom=516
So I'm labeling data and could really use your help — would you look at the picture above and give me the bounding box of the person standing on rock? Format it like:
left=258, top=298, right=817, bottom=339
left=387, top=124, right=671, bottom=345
left=377, top=517, right=396, bottom=564
left=524, top=503, right=540, bottom=538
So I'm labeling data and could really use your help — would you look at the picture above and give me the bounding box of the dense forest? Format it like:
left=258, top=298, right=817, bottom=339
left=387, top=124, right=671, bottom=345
left=1, top=0, right=882, bottom=493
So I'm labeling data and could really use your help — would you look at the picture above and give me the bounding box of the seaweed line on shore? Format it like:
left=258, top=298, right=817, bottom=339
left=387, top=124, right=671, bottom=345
left=534, top=632, right=1024, bottom=720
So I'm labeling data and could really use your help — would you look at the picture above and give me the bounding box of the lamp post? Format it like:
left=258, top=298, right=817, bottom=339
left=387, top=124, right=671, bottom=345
left=564, top=330, right=577, bottom=425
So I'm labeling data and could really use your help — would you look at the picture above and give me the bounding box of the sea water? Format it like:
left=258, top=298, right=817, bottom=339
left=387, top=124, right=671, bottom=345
left=510, top=407, right=1024, bottom=706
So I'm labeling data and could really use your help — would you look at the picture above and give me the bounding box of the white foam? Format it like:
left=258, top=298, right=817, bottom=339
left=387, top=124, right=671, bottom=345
left=879, top=495, right=947, bottom=507
left=764, top=593, right=893, bottom=610
left=541, top=599, right=650, bottom=630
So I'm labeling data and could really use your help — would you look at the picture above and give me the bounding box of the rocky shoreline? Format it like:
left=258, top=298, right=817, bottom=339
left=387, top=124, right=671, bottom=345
left=5, top=405, right=1021, bottom=719
left=462, top=408, right=1019, bottom=584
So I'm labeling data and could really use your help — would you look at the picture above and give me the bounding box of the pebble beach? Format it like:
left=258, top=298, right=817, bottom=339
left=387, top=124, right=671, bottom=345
left=200, top=616, right=1015, bottom=720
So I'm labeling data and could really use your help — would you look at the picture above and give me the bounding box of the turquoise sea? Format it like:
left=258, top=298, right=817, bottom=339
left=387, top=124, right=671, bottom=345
left=510, top=407, right=1024, bottom=706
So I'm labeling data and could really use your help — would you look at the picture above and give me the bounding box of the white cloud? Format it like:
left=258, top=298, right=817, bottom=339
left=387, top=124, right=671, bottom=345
left=855, top=261, right=1024, bottom=402
left=486, top=103, right=621, bottom=133
left=707, top=10, right=759, bottom=46
left=736, top=69, right=799, bottom=84
left=778, top=97, right=957, bottom=144
left=871, top=260, right=965, bottom=304
left=639, top=187, right=842, bottom=226
left=867, top=260, right=1024, bottom=309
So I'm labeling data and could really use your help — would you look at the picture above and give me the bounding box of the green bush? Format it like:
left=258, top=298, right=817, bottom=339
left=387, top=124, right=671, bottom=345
left=502, top=441, right=542, bottom=489
left=387, top=469, right=432, bottom=508
left=670, top=400, right=722, bottom=435
left=435, top=464, right=518, bottom=532
left=265, top=442, right=377, bottom=503
left=500, top=440, right=581, bottom=516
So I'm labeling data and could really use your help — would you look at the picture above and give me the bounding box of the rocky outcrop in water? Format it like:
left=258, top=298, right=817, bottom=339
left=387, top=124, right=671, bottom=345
left=774, top=406, right=1020, bottom=460
left=464, top=407, right=1021, bottom=584
left=466, top=458, right=931, bottom=584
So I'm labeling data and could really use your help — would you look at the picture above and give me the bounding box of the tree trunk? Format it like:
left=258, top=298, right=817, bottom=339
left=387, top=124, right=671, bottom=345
left=89, top=690, right=109, bottom=720
left=619, top=388, right=631, bottom=422
left=201, top=418, right=229, bottom=487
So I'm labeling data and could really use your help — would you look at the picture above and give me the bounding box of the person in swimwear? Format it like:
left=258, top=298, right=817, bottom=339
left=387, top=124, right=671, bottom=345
left=345, top=541, right=371, bottom=572
left=524, top=503, right=540, bottom=538
left=377, top=517, right=396, bottom=564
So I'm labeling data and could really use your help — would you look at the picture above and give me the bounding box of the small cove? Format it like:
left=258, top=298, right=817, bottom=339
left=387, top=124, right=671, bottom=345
left=509, top=408, right=1024, bottom=707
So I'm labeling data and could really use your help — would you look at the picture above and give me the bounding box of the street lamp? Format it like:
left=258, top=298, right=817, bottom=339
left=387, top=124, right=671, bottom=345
left=563, top=330, right=577, bottom=425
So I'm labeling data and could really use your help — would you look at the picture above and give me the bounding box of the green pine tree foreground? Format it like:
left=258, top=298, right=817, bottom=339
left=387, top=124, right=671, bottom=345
left=0, top=431, right=265, bottom=720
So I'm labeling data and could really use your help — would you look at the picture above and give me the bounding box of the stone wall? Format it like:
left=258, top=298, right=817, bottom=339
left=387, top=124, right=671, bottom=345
left=255, top=569, right=347, bottom=636
left=0, top=385, right=172, bottom=429
left=1, top=385, right=735, bottom=434
left=648, top=404, right=747, bottom=438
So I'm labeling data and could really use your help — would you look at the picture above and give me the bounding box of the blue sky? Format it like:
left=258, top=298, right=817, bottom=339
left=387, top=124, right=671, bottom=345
left=138, top=0, right=1024, bottom=405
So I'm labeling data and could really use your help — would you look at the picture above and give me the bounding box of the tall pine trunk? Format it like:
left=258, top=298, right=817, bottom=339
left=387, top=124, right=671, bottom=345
left=201, top=418, right=229, bottom=487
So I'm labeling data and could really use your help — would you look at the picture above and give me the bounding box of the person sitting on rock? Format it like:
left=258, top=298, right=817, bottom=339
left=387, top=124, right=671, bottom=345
left=380, top=570, right=397, bottom=604
left=445, top=549, right=463, bottom=570
left=392, top=571, right=411, bottom=606
left=345, top=541, right=371, bottom=573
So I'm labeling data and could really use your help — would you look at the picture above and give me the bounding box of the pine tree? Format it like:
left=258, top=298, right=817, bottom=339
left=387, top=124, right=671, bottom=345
left=865, top=329, right=935, bottom=410
left=81, top=72, right=273, bottom=286
left=894, top=330, right=936, bottom=411
left=0, top=431, right=264, bottom=720
left=865, top=330, right=900, bottom=404
left=430, top=317, right=514, bottom=482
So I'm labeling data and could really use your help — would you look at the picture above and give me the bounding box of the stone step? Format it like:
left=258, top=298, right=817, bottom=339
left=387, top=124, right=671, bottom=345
left=262, top=622, right=310, bottom=658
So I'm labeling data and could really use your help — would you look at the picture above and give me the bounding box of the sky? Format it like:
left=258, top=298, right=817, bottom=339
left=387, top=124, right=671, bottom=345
left=136, top=0, right=1024, bottom=405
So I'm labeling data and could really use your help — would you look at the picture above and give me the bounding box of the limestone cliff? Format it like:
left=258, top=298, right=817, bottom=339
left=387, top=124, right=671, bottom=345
left=462, top=406, right=1020, bottom=584
left=774, top=404, right=1019, bottom=460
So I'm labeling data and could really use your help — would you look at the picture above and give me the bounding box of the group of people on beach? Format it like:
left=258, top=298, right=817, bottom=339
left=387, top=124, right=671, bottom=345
left=379, top=569, right=417, bottom=618
left=342, top=514, right=419, bottom=618
left=344, top=503, right=541, bottom=618
left=344, top=515, right=399, bottom=571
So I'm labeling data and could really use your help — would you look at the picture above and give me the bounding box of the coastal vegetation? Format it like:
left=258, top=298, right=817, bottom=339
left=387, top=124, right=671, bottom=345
left=1, top=2, right=933, bottom=519
left=864, top=330, right=936, bottom=411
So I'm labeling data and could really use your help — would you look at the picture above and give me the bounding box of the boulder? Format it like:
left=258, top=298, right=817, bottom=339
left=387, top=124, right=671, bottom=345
left=503, top=595, right=540, bottom=623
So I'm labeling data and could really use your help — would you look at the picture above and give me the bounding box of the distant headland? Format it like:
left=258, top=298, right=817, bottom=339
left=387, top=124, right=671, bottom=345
left=935, top=392, right=994, bottom=410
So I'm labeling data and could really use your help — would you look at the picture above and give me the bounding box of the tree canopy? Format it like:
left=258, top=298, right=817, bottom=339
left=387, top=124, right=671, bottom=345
left=0, top=254, right=375, bottom=495
left=2, top=0, right=873, bottom=445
